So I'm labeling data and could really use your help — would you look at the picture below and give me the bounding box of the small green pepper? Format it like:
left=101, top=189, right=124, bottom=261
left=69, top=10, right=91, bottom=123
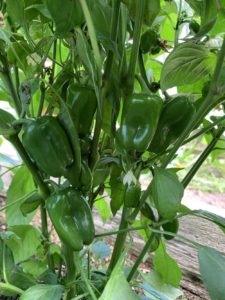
left=47, top=188, right=95, bottom=251
left=67, top=84, right=97, bottom=136
left=149, top=96, right=196, bottom=154
left=162, top=219, right=179, bottom=240
left=124, top=183, right=141, bottom=208
left=140, top=29, right=160, bottom=54
left=116, top=93, right=163, bottom=153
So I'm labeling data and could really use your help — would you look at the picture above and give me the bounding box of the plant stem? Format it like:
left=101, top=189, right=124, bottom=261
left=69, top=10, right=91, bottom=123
left=10, top=136, right=50, bottom=198
left=183, top=115, right=225, bottom=145
left=161, top=35, right=225, bottom=169
left=125, top=0, right=145, bottom=95
left=0, top=282, right=23, bottom=295
left=0, top=67, right=21, bottom=116
left=9, top=136, right=54, bottom=270
left=95, top=225, right=148, bottom=238
left=138, top=51, right=153, bottom=92
left=79, top=0, right=101, bottom=72
left=127, top=233, right=156, bottom=282
left=107, top=206, right=129, bottom=274
left=182, top=126, right=225, bottom=188
left=103, top=0, right=120, bottom=81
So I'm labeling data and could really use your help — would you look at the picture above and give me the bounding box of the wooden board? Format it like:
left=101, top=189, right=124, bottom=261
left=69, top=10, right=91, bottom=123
left=94, top=212, right=225, bottom=299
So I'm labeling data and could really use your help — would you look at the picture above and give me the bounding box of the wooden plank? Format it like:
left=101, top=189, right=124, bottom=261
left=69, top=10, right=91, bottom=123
left=94, top=212, right=225, bottom=299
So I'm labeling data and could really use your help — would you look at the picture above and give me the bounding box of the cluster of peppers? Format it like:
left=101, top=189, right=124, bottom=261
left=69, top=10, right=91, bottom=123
left=116, top=93, right=195, bottom=236
left=21, top=83, right=97, bottom=251
left=0, top=79, right=195, bottom=251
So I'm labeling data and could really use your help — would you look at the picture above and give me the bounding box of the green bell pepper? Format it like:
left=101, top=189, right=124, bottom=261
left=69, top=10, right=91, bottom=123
left=47, top=188, right=95, bottom=251
left=149, top=96, right=196, bottom=154
left=124, top=182, right=141, bottom=208
left=140, top=29, right=160, bottom=55
left=116, top=93, right=163, bottom=153
left=22, top=116, right=78, bottom=185
left=67, top=84, right=97, bottom=136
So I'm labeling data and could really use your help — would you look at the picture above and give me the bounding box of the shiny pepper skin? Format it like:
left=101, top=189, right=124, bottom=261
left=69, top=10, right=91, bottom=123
left=22, top=116, right=75, bottom=179
left=116, top=93, right=163, bottom=153
left=47, top=188, right=95, bottom=251
left=67, top=84, right=97, bottom=136
left=149, top=96, right=196, bottom=154
left=124, top=183, right=141, bottom=208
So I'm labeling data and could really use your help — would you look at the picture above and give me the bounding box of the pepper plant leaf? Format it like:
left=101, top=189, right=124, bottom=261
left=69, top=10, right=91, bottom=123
left=150, top=168, right=184, bottom=219
left=160, top=42, right=217, bottom=90
left=198, top=246, right=225, bottom=299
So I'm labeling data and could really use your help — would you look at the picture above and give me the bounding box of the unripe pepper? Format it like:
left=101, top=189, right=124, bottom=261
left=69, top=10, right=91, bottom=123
left=124, top=182, right=141, bottom=208
left=67, top=84, right=97, bottom=136
left=162, top=218, right=179, bottom=240
left=22, top=116, right=78, bottom=185
left=116, top=93, right=163, bottom=153
left=149, top=96, right=196, bottom=153
left=47, top=188, right=95, bottom=251
left=140, top=29, right=160, bottom=55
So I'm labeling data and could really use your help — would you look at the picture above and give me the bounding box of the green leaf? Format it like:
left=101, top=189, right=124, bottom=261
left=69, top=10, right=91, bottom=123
left=189, top=210, right=225, bottom=232
left=6, top=166, right=36, bottom=226
left=109, top=165, right=125, bottom=215
left=153, top=242, right=182, bottom=288
left=160, top=42, right=216, bottom=90
left=94, top=197, right=111, bottom=223
left=99, top=252, right=140, bottom=300
left=141, top=271, right=183, bottom=300
left=0, top=240, right=15, bottom=281
left=6, top=0, right=25, bottom=26
left=197, top=0, right=218, bottom=37
left=10, top=267, right=36, bottom=290
left=20, top=284, right=64, bottom=300
left=44, top=0, right=84, bottom=34
left=150, top=168, right=184, bottom=219
left=21, top=259, right=48, bottom=279
left=198, top=246, right=225, bottom=299
left=5, top=225, right=41, bottom=264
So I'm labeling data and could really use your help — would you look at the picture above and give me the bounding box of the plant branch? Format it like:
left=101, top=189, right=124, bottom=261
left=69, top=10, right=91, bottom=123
left=127, top=233, right=156, bottom=282
left=107, top=205, right=129, bottom=274
left=182, top=126, right=225, bottom=188
left=125, top=0, right=145, bottom=95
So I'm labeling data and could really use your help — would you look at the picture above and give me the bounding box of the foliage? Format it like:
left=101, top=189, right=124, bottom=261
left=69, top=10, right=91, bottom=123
left=0, top=0, right=225, bottom=299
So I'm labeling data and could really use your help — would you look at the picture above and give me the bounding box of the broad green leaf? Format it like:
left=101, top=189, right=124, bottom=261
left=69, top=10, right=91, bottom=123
left=6, top=0, right=25, bottom=26
left=91, top=241, right=111, bottom=260
left=152, top=242, right=182, bottom=288
left=21, top=260, right=48, bottom=278
left=10, top=267, right=36, bottom=290
left=0, top=240, right=15, bottom=281
left=109, top=165, right=125, bottom=215
left=44, top=0, right=84, bottom=34
left=6, top=166, right=36, bottom=226
left=197, top=0, right=218, bottom=37
left=5, top=225, right=41, bottom=263
left=99, top=252, right=140, bottom=300
left=150, top=168, right=184, bottom=219
left=198, top=246, right=225, bottom=300
left=141, top=271, right=183, bottom=300
left=160, top=42, right=216, bottom=90
left=94, top=197, right=111, bottom=223
left=20, top=284, right=64, bottom=300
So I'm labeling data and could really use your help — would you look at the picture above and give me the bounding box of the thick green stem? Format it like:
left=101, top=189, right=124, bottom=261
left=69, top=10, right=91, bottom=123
left=125, top=0, right=145, bottom=95
left=161, top=36, right=225, bottom=168
left=138, top=51, right=153, bottom=92
left=103, top=0, right=120, bottom=81
left=107, top=206, right=129, bottom=274
left=182, top=126, right=225, bottom=188
left=63, top=246, right=77, bottom=299
left=127, top=233, right=156, bottom=282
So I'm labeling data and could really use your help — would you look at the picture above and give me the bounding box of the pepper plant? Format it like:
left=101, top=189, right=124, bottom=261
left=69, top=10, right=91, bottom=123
left=0, top=0, right=225, bottom=299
